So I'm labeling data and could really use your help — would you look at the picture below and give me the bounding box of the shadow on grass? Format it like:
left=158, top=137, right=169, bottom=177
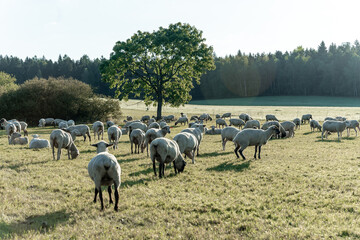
left=303, top=131, right=320, bottom=135
left=0, top=209, right=70, bottom=238
left=206, top=160, right=250, bottom=172
left=129, top=167, right=153, bottom=177
left=6, top=160, right=49, bottom=172
left=122, top=177, right=153, bottom=187
left=197, top=151, right=233, bottom=158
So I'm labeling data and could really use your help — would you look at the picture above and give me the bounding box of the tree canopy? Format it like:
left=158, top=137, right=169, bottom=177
left=0, top=71, right=18, bottom=95
left=100, top=22, right=216, bottom=119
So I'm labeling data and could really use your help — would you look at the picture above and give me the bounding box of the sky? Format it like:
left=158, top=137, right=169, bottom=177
left=1, top=0, right=360, bottom=61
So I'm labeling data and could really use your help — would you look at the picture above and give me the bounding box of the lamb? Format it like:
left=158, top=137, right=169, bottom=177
left=221, top=126, right=240, bottom=151
left=233, top=125, right=280, bottom=160
left=293, top=118, right=301, bottom=130
left=321, top=120, right=347, bottom=141
left=243, top=120, right=260, bottom=129
left=106, top=120, right=115, bottom=128
left=229, top=118, right=245, bottom=129
left=173, top=132, right=199, bottom=164
left=67, top=120, right=75, bottom=126
left=50, top=129, right=79, bottom=160
left=345, top=120, right=360, bottom=137
left=280, top=121, right=296, bottom=137
left=261, top=121, right=286, bottom=138
left=107, top=125, right=122, bottom=150
left=141, top=115, right=150, bottom=122
left=266, top=114, right=278, bottom=122
left=58, top=121, right=68, bottom=129
left=88, top=141, right=121, bottom=211
left=216, top=118, right=228, bottom=128
left=150, top=137, right=187, bottom=178
left=309, top=120, right=322, bottom=132
left=129, top=129, right=146, bottom=154
left=92, top=121, right=104, bottom=140
left=175, top=117, right=189, bottom=126
left=65, top=125, right=91, bottom=142
left=144, top=125, right=171, bottom=156
left=301, top=114, right=312, bottom=124
left=29, top=134, right=50, bottom=149
left=199, top=113, right=212, bottom=122
left=205, top=126, right=222, bottom=135
left=8, top=132, right=28, bottom=145
left=181, top=124, right=206, bottom=156
left=221, top=112, right=231, bottom=119
left=239, top=113, right=253, bottom=122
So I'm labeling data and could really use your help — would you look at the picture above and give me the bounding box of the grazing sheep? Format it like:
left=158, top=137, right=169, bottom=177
left=293, top=118, right=301, bottom=130
left=309, top=120, right=322, bottom=132
left=54, top=119, right=65, bottom=127
left=148, top=122, right=160, bottom=129
left=159, top=121, right=168, bottom=129
left=324, top=117, right=336, bottom=121
left=144, top=125, right=171, bottom=156
left=229, top=118, right=245, bottom=129
left=106, top=120, right=115, bottom=128
left=233, top=125, right=280, bottom=160
left=29, top=134, right=50, bottom=149
left=261, top=121, right=286, bottom=138
left=38, top=118, right=55, bottom=127
left=301, top=114, right=312, bottom=124
left=88, top=141, right=121, bottom=211
left=199, top=113, right=212, bottom=122
left=321, top=120, right=347, bottom=141
left=65, top=125, right=91, bottom=142
left=67, top=120, right=75, bottom=126
left=336, top=116, right=347, bottom=121
left=345, top=120, right=360, bottom=137
left=93, top=121, right=104, bottom=140
left=173, top=132, right=199, bottom=164
left=126, top=116, right=133, bottom=121
left=221, top=126, right=240, bottom=151
left=58, top=121, right=68, bottom=129
left=150, top=137, right=187, bottom=178
left=221, top=112, right=231, bottom=119
left=175, top=117, right=189, bottom=126
left=280, top=121, right=296, bottom=137
left=190, top=115, right=199, bottom=121
left=163, top=115, right=175, bottom=122
left=123, top=120, right=141, bottom=129
left=216, top=118, right=228, bottom=128
left=181, top=124, right=206, bottom=156
left=205, top=126, right=222, bottom=135
left=266, top=114, right=279, bottom=122
left=127, top=122, right=148, bottom=133
left=8, top=132, right=28, bottom=145
left=141, top=115, right=150, bottom=123
left=244, top=120, right=260, bottom=129
left=50, top=129, right=79, bottom=160
left=239, top=113, right=253, bottom=122
left=107, top=125, right=122, bottom=150
left=129, top=129, right=146, bottom=154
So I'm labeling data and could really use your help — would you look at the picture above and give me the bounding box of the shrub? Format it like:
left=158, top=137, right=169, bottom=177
left=0, top=77, right=121, bottom=125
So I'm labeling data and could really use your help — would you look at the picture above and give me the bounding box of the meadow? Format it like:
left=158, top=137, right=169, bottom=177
left=1, top=99, right=360, bottom=239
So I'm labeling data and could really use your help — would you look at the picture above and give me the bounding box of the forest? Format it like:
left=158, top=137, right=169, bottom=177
left=1, top=41, right=360, bottom=100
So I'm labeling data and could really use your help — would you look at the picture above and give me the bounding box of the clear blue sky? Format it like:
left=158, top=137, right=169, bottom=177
left=1, top=0, right=360, bottom=60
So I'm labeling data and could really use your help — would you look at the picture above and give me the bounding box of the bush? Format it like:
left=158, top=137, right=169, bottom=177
left=0, top=77, right=121, bottom=125
left=0, top=72, right=18, bottom=96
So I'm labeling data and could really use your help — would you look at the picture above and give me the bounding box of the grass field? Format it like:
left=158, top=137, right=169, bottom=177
left=1, top=99, right=360, bottom=239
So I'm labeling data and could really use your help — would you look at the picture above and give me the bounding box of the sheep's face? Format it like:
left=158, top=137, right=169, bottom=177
left=92, top=141, right=113, bottom=153
left=175, top=155, right=187, bottom=173
left=71, top=150, right=79, bottom=159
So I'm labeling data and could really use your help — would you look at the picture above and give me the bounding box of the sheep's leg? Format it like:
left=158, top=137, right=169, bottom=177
left=173, top=162, right=178, bottom=174
left=114, top=187, right=119, bottom=212
left=108, top=186, right=113, bottom=204
left=234, top=145, right=240, bottom=158
left=87, top=132, right=91, bottom=143
left=254, top=146, right=257, bottom=159
left=258, top=146, right=261, bottom=159
left=152, top=159, right=157, bottom=176
left=356, top=128, right=358, bottom=137
left=52, top=146, right=55, bottom=160
left=98, top=187, right=104, bottom=211
left=222, top=138, right=227, bottom=151
left=101, top=130, right=104, bottom=140
left=131, top=142, right=133, bottom=154
left=239, top=148, right=246, bottom=160
left=83, top=135, right=86, bottom=142
left=57, top=148, right=62, bottom=160
left=347, top=128, right=350, bottom=137
left=93, top=188, right=98, bottom=203
left=186, top=151, right=195, bottom=164
left=159, top=162, right=163, bottom=178
left=196, top=146, right=200, bottom=156
left=147, top=144, right=149, bottom=157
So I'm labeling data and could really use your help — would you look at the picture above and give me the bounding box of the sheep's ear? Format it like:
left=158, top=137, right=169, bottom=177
left=106, top=143, right=113, bottom=148
left=91, top=143, right=98, bottom=148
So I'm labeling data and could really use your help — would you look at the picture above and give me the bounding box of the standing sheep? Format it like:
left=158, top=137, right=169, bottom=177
left=301, top=114, right=312, bottom=124
left=221, top=113, right=231, bottom=119
left=266, top=114, right=279, bottom=122
left=321, top=120, right=346, bottom=141
left=220, top=126, right=240, bottom=151
left=244, top=120, right=260, bottom=129
left=129, top=129, right=146, bottom=154
left=239, top=113, right=252, bottom=122
left=144, top=125, right=171, bottom=156
left=93, top=121, right=104, bottom=140
left=65, top=125, right=92, bottom=142
left=229, top=118, right=245, bottom=129
left=50, top=129, right=79, bottom=160
left=345, top=120, right=360, bottom=137
left=173, top=132, right=199, bottom=164
left=216, top=118, right=228, bottom=128
left=309, top=120, right=322, bottom=132
left=261, top=121, right=286, bottom=138
left=181, top=124, right=206, bottom=156
left=175, top=117, right=189, bottom=126
left=107, top=125, right=122, bottom=150
left=293, top=118, right=301, bottom=130
left=280, top=121, right=296, bottom=137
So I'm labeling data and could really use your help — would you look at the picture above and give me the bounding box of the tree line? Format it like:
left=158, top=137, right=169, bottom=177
left=1, top=40, right=360, bottom=100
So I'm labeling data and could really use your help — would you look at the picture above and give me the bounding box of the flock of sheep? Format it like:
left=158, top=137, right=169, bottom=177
left=1, top=112, right=359, bottom=211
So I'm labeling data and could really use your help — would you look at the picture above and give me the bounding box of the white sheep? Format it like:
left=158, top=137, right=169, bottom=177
left=106, top=120, right=115, bottom=128
left=280, top=121, right=296, bottom=137
left=233, top=125, right=280, bottom=160
left=243, top=120, right=260, bottom=129
left=141, top=115, right=150, bottom=122
left=58, top=121, right=68, bottom=129
left=309, top=120, right=322, bottom=132
left=88, top=141, right=121, bottom=211
left=321, top=120, right=347, bottom=141
left=345, top=120, right=360, bottom=137
left=221, top=126, right=240, bottom=151
left=93, top=121, right=104, bottom=140
left=150, top=137, right=187, bottom=178
left=266, top=114, right=279, bottom=122
left=144, top=125, right=171, bottom=156
left=148, top=122, right=160, bottom=130
left=221, top=112, right=231, bottom=119
left=54, top=119, right=65, bottom=127
left=181, top=123, right=206, bottom=156
left=19, top=121, right=28, bottom=136
left=216, top=118, right=228, bottom=128
left=38, top=118, right=46, bottom=127
left=127, top=121, right=148, bottom=133
left=50, top=129, right=79, bottom=160
left=324, top=117, right=336, bottom=121
left=1, top=119, right=21, bottom=135
left=229, top=118, right=245, bottom=129
left=261, top=121, right=286, bottom=138
left=293, top=118, right=301, bottom=130
left=173, top=132, right=198, bottom=164
left=301, top=114, right=312, bottom=124
left=199, top=113, right=212, bottom=122
left=336, top=116, right=347, bottom=121
left=205, top=126, right=222, bottom=135
left=163, top=115, right=175, bottom=122
left=175, top=117, right=189, bottom=126
left=65, top=125, right=92, bottom=142
left=107, top=125, right=122, bottom=150
left=8, top=132, right=28, bottom=145
left=5, top=123, right=16, bottom=136
left=239, top=113, right=252, bottom=122
left=29, top=134, right=50, bottom=149
left=129, top=129, right=146, bottom=154
left=67, top=120, right=75, bottom=126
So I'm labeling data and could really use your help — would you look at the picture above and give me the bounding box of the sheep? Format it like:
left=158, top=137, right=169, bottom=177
left=41, top=118, right=55, bottom=126
left=127, top=122, right=147, bottom=133
left=216, top=118, right=228, bottom=128
left=199, top=113, right=212, bottom=122
left=92, top=121, right=104, bottom=140
left=159, top=121, right=168, bottom=129
left=189, top=121, right=200, bottom=128
left=190, top=115, right=199, bottom=121
left=107, top=125, right=122, bottom=150
left=19, top=121, right=28, bottom=136
left=88, top=141, right=121, bottom=211
left=163, top=115, right=175, bottom=122
left=336, top=116, right=347, bottom=121
left=29, top=134, right=50, bottom=149
left=293, top=118, right=301, bottom=130
left=148, top=122, right=160, bottom=130
left=301, top=114, right=312, bottom=124
left=67, top=120, right=75, bottom=126
left=325, top=117, right=336, bottom=121
left=280, top=121, right=296, bottom=137
left=173, top=132, right=199, bottom=164
left=266, top=114, right=279, bottom=122
left=239, top=113, right=253, bottom=122
left=5, top=123, right=16, bottom=136
left=50, top=129, right=79, bottom=160
left=181, top=124, right=206, bottom=156
left=144, top=125, right=171, bottom=156
left=123, top=120, right=141, bottom=129
left=129, top=129, right=146, bottom=154
left=65, top=125, right=91, bottom=142
left=345, top=120, right=360, bottom=137
left=175, top=117, right=189, bottom=126
left=261, top=121, right=286, bottom=138
left=205, top=126, right=222, bottom=135
left=141, top=115, right=150, bottom=122
left=229, top=118, right=245, bottom=129
left=1, top=119, right=21, bottom=134
left=58, top=121, right=68, bottom=129
left=150, top=137, right=187, bottom=178
left=180, top=113, right=187, bottom=118
left=221, top=112, right=231, bottom=119
left=309, top=120, right=322, bottom=132
left=8, top=132, right=28, bottom=145
left=69, top=129, right=81, bottom=141
left=215, top=114, right=221, bottom=119
left=54, top=119, right=65, bottom=127
left=243, top=120, right=260, bottom=129
left=106, top=120, right=115, bottom=128
left=233, top=125, right=280, bottom=160
left=221, top=126, right=240, bottom=151
left=38, top=118, right=46, bottom=127
left=126, top=116, right=133, bottom=121
left=321, top=120, right=347, bottom=141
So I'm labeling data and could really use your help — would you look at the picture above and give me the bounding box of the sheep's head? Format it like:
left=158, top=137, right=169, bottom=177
left=91, top=140, right=113, bottom=153
left=70, top=143, right=79, bottom=159
left=162, top=125, right=171, bottom=134
left=175, top=155, right=186, bottom=173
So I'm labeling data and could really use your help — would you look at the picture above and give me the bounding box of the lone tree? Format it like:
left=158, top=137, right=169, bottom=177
left=100, top=22, right=215, bottom=119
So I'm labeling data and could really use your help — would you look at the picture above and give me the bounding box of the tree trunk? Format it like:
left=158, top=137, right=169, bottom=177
left=156, top=82, right=163, bottom=120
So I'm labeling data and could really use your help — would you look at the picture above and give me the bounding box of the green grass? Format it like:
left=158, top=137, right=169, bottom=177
left=1, top=104, right=360, bottom=239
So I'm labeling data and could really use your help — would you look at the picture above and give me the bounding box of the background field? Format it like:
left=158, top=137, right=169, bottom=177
left=1, top=98, right=360, bottom=239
